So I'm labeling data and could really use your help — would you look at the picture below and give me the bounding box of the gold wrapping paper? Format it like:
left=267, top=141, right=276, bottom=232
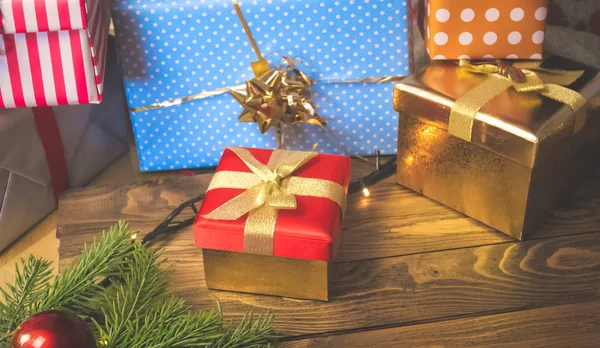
left=393, top=59, right=600, bottom=240
left=203, top=249, right=331, bottom=301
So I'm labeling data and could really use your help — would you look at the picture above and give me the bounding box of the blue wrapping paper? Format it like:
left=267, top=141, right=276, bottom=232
left=111, top=0, right=410, bottom=171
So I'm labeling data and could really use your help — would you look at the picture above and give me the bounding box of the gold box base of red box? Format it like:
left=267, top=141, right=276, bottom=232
left=203, top=249, right=330, bottom=301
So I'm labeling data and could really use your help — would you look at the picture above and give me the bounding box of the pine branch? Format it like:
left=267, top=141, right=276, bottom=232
left=95, top=244, right=169, bottom=347
left=214, top=313, right=275, bottom=348
left=0, top=222, right=136, bottom=345
left=108, top=298, right=223, bottom=348
left=0, top=256, right=53, bottom=338
left=0, top=222, right=276, bottom=347
left=94, top=231, right=275, bottom=348
left=38, top=221, right=136, bottom=315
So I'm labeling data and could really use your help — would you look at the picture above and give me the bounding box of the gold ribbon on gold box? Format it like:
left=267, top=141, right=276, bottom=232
left=202, top=147, right=346, bottom=256
left=449, top=60, right=588, bottom=142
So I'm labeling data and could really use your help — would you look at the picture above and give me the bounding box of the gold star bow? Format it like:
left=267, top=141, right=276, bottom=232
left=230, top=57, right=327, bottom=134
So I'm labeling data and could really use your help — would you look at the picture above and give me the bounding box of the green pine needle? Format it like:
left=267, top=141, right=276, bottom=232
left=215, top=312, right=276, bottom=348
left=0, top=256, right=53, bottom=337
left=94, top=244, right=170, bottom=346
left=0, top=222, right=275, bottom=347
left=100, top=298, right=223, bottom=348
left=39, top=221, right=136, bottom=315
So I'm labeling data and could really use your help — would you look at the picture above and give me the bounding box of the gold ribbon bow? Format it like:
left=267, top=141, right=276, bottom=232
left=202, top=147, right=347, bottom=255
left=450, top=60, right=588, bottom=142
left=230, top=57, right=327, bottom=134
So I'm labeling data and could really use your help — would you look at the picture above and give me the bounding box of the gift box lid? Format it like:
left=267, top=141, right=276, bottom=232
left=194, top=147, right=351, bottom=262
left=111, top=0, right=409, bottom=111
left=393, top=58, right=600, bottom=168
left=0, top=0, right=93, bottom=34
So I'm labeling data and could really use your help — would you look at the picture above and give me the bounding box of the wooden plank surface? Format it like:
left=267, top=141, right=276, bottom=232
left=0, top=214, right=60, bottom=286
left=137, top=232, right=600, bottom=338
left=59, top=156, right=600, bottom=262
left=0, top=153, right=171, bottom=288
left=58, top=175, right=513, bottom=263
left=56, top=156, right=600, bottom=344
left=280, top=301, right=600, bottom=348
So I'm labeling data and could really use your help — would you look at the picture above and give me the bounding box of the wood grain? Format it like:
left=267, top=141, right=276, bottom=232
left=0, top=153, right=185, bottom=290
left=55, top=155, right=600, bottom=343
left=536, top=161, right=600, bottom=238
left=182, top=232, right=600, bottom=337
left=59, top=156, right=600, bottom=263
left=0, top=213, right=60, bottom=287
left=58, top=174, right=513, bottom=262
left=59, top=219, right=600, bottom=338
left=57, top=157, right=513, bottom=262
left=279, top=301, right=600, bottom=348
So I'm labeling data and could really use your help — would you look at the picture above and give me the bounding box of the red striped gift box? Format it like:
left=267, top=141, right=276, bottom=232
left=0, top=0, right=109, bottom=108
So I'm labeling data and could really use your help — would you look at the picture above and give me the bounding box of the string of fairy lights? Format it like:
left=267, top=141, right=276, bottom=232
left=138, top=151, right=397, bottom=244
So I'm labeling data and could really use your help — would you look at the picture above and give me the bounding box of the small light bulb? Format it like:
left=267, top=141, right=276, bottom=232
left=362, top=187, right=370, bottom=197
left=131, top=233, right=138, bottom=240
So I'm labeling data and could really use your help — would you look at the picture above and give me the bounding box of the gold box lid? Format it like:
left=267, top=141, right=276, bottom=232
left=393, top=59, right=600, bottom=168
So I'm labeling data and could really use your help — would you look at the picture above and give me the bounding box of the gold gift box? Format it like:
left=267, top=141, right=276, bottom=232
left=393, top=59, right=600, bottom=240
left=203, top=250, right=331, bottom=301
left=202, top=231, right=341, bottom=301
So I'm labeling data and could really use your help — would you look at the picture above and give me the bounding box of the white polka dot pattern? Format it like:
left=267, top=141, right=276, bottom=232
left=510, top=8, right=524, bottom=22
left=508, top=31, right=522, bottom=45
left=426, top=2, right=547, bottom=60
left=110, top=0, right=408, bottom=171
left=434, top=32, right=449, bottom=45
left=458, top=32, right=472, bottom=45
left=483, top=32, right=498, bottom=45
left=460, top=9, right=475, bottom=22
left=436, top=9, right=450, bottom=22
left=485, top=8, right=500, bottom=22
left=535, top=7, right=547, bottom=21
left=532, top=31, right=544, bottom=44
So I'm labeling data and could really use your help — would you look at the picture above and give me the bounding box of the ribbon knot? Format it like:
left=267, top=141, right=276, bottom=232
left=202, top=147, right=347, bottom=255
left=261, top=174, right=297, bottom=210
left=449, top=59, right=588, bottom=142
left=265, top=172, right=282, bottom=186
left=497, top=61, right=526, bottom=83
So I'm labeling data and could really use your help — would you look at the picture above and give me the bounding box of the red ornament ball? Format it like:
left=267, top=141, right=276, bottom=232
left=11, top=310, right=97, bottom=348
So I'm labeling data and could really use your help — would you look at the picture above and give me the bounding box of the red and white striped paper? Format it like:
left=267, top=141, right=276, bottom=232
left=0, top=0, right=109, bottom=108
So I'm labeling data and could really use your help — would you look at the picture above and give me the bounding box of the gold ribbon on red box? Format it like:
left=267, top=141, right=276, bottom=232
left=202, top=147, right=347, bottom=256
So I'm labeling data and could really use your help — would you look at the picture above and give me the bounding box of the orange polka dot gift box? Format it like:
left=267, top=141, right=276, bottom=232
left=425, top=0, right=549, bottom=60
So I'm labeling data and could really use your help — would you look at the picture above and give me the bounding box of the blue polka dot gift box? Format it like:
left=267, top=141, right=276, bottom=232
left=111, top=0, right=410, bottom=171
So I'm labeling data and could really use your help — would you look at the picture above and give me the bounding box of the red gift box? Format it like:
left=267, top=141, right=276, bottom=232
left=194, top=147, right=351, bottom=262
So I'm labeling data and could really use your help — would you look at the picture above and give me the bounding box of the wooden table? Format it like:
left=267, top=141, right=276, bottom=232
left=56, top=157, right=600, bottom=347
